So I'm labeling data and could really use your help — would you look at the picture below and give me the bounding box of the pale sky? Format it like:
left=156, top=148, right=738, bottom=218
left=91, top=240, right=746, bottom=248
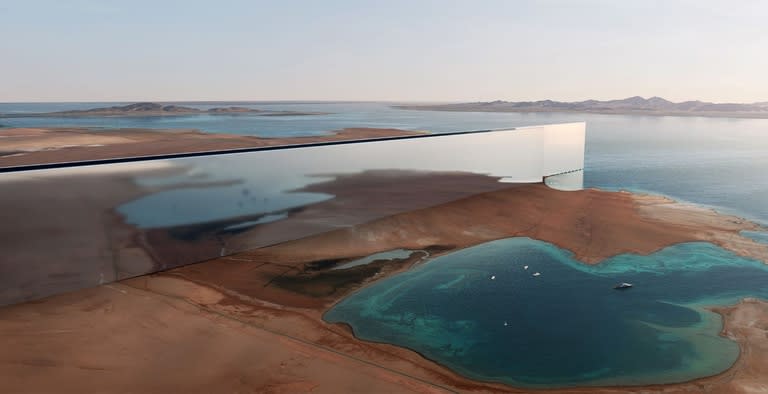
left=1, top=0, right=766, bottom=103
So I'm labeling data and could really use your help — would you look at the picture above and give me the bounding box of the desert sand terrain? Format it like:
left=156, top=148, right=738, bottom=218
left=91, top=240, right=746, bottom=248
left=0, top=169, right=766, bottom=392
left=0, top=127, right=423, bottom=167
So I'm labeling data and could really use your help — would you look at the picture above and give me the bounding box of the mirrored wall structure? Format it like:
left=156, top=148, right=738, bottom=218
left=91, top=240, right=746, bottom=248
left=0, top=122, right=585, bottom=306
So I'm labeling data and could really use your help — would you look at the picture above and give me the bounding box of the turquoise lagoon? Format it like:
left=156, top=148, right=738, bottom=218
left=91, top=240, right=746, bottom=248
left=324, top=238, right=768, bottom=387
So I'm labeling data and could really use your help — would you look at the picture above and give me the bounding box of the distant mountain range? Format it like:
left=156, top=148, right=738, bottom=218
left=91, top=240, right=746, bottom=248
left=0, top=102, right=327, bottom=117
left=397, top=97, right=768, bottom=118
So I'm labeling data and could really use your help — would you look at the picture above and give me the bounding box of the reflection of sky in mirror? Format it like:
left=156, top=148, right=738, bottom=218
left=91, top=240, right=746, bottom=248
left=117, top=123, right=585, bottom=227
left=0, top=160, right=176, bottom=183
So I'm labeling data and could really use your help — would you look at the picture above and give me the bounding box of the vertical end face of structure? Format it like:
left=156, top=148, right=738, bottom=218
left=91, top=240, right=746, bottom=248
left=499, top=122, right=586, bottom=187
left=542, top=122, right=586, bottom=191
left=540, top=122, right=586, bottom=176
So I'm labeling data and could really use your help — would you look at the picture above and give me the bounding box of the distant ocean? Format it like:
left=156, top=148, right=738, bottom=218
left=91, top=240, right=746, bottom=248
left=3, top=101, right=767, bottom=387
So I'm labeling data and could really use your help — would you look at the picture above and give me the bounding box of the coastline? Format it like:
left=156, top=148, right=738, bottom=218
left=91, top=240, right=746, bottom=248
left=157, top=174, right=768, bottom=392
left=234, top=180, right=766, bottom=269
left=0, top=250, right=764, bottom=393
left=395, top=104, right=768, bottom=120
left=1, top=174, right=767, bottom=391
left=326, top=293, right=763, bottom=393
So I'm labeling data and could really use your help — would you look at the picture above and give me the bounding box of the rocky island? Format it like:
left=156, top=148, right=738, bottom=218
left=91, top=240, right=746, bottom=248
left=0, top=102, right=328, bottom=117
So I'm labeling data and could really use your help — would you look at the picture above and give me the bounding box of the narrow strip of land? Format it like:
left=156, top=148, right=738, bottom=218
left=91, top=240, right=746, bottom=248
left=0, top=127, right=424, bottom=167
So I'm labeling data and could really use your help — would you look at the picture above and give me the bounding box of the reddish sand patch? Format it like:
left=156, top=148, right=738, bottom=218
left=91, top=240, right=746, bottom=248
left=0, top=127, right=424, bottom=167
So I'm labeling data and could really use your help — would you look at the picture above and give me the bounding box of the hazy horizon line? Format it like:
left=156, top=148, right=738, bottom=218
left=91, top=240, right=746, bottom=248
left=1, top=95, right=766, bottom=105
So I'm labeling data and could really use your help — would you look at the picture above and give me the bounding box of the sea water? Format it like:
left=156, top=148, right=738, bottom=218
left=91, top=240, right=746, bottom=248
left=324, top=238, right=766, bottom=387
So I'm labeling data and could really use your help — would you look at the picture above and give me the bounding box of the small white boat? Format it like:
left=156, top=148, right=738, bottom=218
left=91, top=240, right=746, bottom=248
left=503, top=321, right=508, bottom=326
left=524, top=265, right=529, bottom=270
left=532, top=272, right=541, bottom=277
left=490, top=275, right=496, bottom=280
left=614, top=282, right=633, bottom=290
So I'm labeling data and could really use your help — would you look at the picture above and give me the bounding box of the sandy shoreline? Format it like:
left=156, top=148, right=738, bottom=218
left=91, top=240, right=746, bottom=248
left=1, top=169, right=767, bottom=392
left=0, top=259, right=765, bottom=393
